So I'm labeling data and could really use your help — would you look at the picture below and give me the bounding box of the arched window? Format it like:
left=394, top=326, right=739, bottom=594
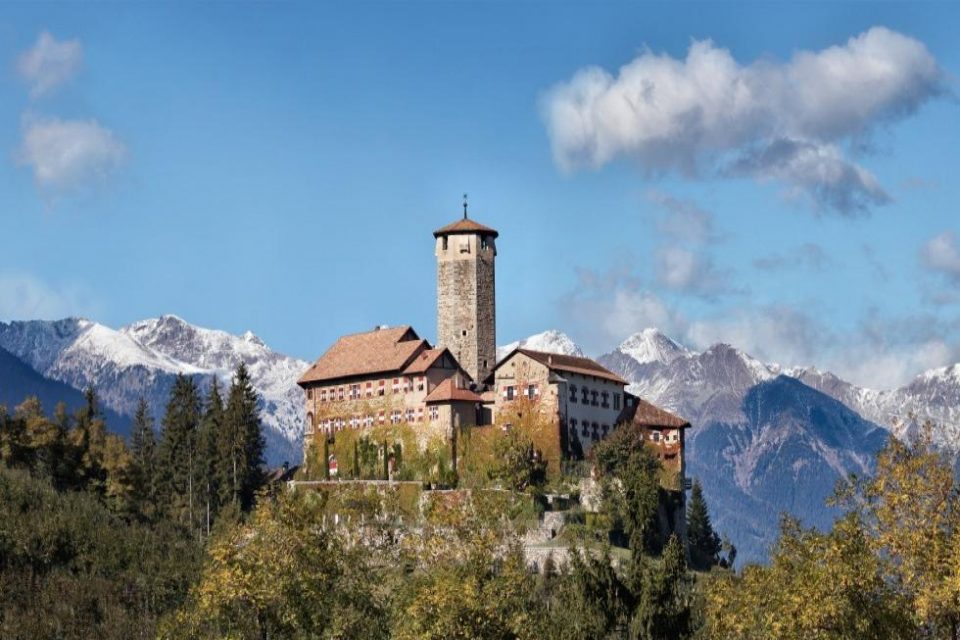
left=306, top=412, right=314, bottom=428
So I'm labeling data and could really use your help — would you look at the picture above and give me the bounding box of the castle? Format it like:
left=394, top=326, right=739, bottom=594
left=297, top=205, right=689, bottom=484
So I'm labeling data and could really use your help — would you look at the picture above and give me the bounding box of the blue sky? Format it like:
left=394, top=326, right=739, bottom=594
left=1, top=2, right=959, bottom=389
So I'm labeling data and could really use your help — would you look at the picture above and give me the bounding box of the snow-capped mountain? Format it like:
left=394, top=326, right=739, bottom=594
left=618, top=328, right=690, bottom=366
left=496, top=329, right=584, bottom=360
left=591, top=329, right=960, bottom=562
left=0, top=316, right=308, bottom=466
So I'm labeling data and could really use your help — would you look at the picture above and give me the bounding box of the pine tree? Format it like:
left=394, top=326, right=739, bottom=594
left=220, top=363, right=265, bottom=512
left=198, top=378, right=224, bottom=536
left=130, top=397, right=158, bottom=516
left=159, top=375, right=202, bottom=530
left=687, top=478, right=721, bottom=571
left=70, top=387, right=109, bottom=493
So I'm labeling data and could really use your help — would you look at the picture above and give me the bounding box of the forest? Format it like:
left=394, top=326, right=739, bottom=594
left=2, top=368, right=960, bottom=639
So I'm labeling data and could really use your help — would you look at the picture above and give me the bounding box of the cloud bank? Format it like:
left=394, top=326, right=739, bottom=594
left=542, top=27, right=943, bottom=214
left=17, top=31, right=82, bottom=98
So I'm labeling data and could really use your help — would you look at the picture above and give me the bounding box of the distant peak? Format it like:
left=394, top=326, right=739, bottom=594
left=618, top=328, right=689, bottom=365
left=497, top=329, right=584, bottom=359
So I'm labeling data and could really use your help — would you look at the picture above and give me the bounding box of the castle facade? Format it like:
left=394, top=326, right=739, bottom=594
left=297, top=208, right=689, bottom=480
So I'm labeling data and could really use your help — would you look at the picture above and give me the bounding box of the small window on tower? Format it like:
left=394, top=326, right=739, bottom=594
left=462, top=330, right=467, bottom=337
left=481, top=236, right=488, bottom=250
left=442, top=237, right=448, bottom=250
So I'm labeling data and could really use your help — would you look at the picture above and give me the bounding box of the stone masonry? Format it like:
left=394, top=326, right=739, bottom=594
left=435, top=225, right=497, bottom=384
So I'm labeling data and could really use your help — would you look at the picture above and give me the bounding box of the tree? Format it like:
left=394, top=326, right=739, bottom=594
left=130, top=397, right=159, bottom=515
left=219, top=363, right=265, bottom=512
left=592, top=424, right=664, bottom=556
left=687, top=479, right=721, bottom=571
left=70, top=387, right=110, bottom=493
left=161, top=492, right=388, bottom=640
left=197, top=379, right=223, bottom=535
left=852, top=424, right=960, bottom=638
left=159, top=375, right=202, bottom=529
left=704, top=514, right=914, bottom=640
left=630, top=534, right=695, bottom=640
left=489, top=423, right=547, bottom=493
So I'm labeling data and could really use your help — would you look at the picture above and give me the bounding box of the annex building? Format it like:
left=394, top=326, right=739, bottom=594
left=297, top=206, right=689, bottom=482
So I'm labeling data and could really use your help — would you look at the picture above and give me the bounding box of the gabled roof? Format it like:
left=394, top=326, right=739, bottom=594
left=433, top=217, right=499, bottom=238
left=298, top=326, right=428, bottom=384
left=402, top=347, right=460, bottom=376
left=493, top=348, right=628, bottom=385
left=424, top=378, right=484, bottom=404
left=622, top=395, right=691, bottom=429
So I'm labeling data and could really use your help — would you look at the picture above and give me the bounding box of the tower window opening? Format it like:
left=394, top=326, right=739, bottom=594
left=481, top=236, right=488, bottom=250
left=442, top=237, right=448, bottom=250
left=462, top=330, right=467, bottom=336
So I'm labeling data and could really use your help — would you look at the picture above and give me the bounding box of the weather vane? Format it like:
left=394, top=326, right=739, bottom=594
left=463, top=193, right=468, bottom=219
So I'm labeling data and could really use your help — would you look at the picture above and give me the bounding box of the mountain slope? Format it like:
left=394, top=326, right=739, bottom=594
left=0, top=345, right=131, bottom=433
left=690, top=376, right=886, bottom=563
left=0, top=317, right=308, bottom=465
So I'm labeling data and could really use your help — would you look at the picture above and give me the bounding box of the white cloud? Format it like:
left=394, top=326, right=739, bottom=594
left=922, top=230, right=960, bottom=283
left=542, top=27, right=943, bottom=214
left=17, top=115, right=126, bottom=191
left=0, top=272, right=97, bottom=321
left=17, top=31, right=83, bottom=98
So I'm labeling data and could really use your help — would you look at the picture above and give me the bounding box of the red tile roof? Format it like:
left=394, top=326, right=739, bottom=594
left=433, top=217, right=499, bottom=238
left=298, top=326, right=428, bottom=384
left=424, top=378, right=484, bottom=404
left=623, top=396, right=691, bottom=429
left=402, top=348, right=452, bottom=375
left=497, top=348, right=628, bottom=385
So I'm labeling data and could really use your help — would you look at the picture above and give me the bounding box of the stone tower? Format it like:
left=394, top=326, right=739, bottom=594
left=434, top=206, right=498, bottom=385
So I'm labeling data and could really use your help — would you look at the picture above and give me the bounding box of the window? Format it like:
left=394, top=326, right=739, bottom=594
left=581, top=387, right=589, bottom=403
left=613, top=393, right=620, bottom=410
left=392, top=378, right=400, bottom=394
left=307, top=387, right=313, bottom=400
left=652, top=432, right=660, bottom=442
left=527, top=384, right=538, bottom=399
left=378, top=380, right=385, bottom=396
left=505, top=385, right=515, bottom=400
left=429, top=406, right=439, bottom=421
left=391, top=410, right=401, bottom=425
left=462, top=329, right=467, bottom=337
left=349, top=384, right=360, bottom=400
left=306, top=412, right=314, bottom=428
left=591, top=390, right=599, bottom=406
left=601, top=391, right=609, bottom=408
left=320, top=389, right=327, bottom=402
left=442, top=236, right=448, bottom=250
left=570, top=419, right=578, bottom=433
left=417, top=377, right=425, bottom=392
left=569, top=385, right=578, bottom=403
left=365, top=382, right=373, bottom=397
left=481, top=236, right=488, bottom=251
left=337, top=387, right=344, bottom=401
left=592, top=422, right=599, bottom=442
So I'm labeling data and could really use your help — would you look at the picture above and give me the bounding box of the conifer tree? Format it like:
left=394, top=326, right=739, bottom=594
left=198, top=378, right=224, bottom=536
left=130, top=397, right=159, bottom=515
left=219, top=363, right=264, bottom=512
left=687, top=479, right=721, bottom=571
left=159, top=375, right=202, bottom=529
left=70, top=387, right=109, bottom=493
